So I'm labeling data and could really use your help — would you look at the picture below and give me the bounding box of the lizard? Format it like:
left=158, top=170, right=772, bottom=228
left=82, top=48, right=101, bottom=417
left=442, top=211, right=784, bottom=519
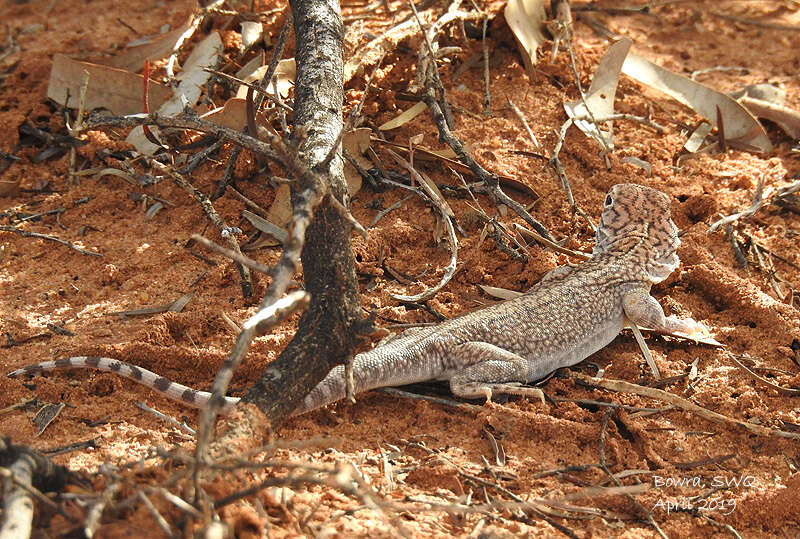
left=8, top=183, right=710, bottom=417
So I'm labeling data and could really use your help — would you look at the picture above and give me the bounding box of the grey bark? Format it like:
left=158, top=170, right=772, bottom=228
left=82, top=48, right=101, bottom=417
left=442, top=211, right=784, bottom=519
left=242, top=0, right=362, bottom=425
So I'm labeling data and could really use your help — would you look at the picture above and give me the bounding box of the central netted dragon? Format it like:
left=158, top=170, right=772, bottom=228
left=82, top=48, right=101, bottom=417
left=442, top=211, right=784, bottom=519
left=8, top=184, right=709, bottom=416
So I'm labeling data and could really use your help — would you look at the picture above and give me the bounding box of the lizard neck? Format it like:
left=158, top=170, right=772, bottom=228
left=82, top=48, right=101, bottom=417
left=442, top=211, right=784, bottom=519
left=593, top=222, right=680, bottom=285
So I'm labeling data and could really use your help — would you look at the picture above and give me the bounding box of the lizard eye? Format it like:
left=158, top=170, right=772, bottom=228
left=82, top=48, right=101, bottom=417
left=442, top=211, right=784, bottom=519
left=605, top=195, right=613, bottom=206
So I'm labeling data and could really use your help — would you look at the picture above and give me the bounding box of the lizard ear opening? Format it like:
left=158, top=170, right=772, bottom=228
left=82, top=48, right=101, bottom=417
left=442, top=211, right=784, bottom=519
left=605, top=195, right=613, bottom=206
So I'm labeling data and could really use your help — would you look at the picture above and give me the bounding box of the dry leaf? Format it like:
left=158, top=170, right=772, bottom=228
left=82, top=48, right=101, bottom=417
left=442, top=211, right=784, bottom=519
left=730, top=86, right=800, bottom=141
left=504, top=0, right=547, bottom=75
left=236, top=55, right=263, bottom=79
left=739, top=97, right=800, bottom=140
left=241, top=22, right=263, bottom=50
left=33, top=402, right=65, bottom=436
left=242, top=210, right=288, bottom=244
left=622, top=50, right=772, bottom=152
left=409, top=133, right=425, bottom=145
left=564, top=38, right=631, bottom=150
left=265, top=158, right=362, bottom=234
left=235, top=58, right=295, bottom=99
left=127, top=32, right=223, bottom=154
left=101, top=16, right=194, bottom=72
left=201, top=98, right=268, bottom=130
left=479, top=284, right=523, bottom=300
left=343, top=128, right=371, bottom=195
left=684, top=122, right=712, bottom=152
left=48, top=54, right=172, bottom=115
left=418, top=170, right=454, bottom=218
left=266, top=183, right=293, bottom=228
left=378, top=101, right=427, bottom=130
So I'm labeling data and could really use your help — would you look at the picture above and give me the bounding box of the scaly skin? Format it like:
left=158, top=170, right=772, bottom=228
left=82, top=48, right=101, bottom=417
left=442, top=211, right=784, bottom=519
left=8, top=184, right=710, bottom=416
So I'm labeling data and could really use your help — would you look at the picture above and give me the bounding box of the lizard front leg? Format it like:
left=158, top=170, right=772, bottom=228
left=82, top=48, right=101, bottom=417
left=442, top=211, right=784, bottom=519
left=622, top=289, right=709, bottom=339
left=448, top=342, right=545, bottom=404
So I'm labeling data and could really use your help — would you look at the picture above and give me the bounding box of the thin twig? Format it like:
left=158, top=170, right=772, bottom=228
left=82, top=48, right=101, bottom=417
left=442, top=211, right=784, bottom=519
left=575, top=374, right=800, bottom=439
left=481, top=15, right=490, bottom=117
left=387, top=150, right=458, bottom=302
left=191, top=234, right=276, bottom=275
left=708, top=175, right=771, bottom=232
left=711, top=11, right=800, bottom=32
left=0, top=225, right=102, bottom=257
left=161, top=166, right=253, bottom=298
left=629, top=322, right=661, bottom=379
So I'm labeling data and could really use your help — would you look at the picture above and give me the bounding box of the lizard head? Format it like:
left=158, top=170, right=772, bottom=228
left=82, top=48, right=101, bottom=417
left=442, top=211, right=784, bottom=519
left=592, top=183, right=680, bottom=283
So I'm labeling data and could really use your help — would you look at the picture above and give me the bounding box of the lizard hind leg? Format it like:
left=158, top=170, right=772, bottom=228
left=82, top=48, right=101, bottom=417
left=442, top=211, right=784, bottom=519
left=448, top=342, right=545, bottom=405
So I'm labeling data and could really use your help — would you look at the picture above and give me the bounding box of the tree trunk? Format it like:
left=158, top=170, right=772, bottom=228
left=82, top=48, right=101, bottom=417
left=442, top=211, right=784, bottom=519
left=242, top=0, right=362, bottom=426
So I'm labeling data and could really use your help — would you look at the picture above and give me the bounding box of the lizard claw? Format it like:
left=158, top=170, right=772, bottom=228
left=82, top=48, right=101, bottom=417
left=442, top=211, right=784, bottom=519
left=670, top=316, right=713, bottom=344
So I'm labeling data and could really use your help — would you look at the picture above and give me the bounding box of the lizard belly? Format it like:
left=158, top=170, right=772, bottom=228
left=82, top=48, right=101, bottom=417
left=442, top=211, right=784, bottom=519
left=524, top=315, right=624, bottom=381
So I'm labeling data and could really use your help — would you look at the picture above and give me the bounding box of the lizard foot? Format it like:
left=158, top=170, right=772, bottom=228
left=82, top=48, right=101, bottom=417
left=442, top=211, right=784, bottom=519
left=667, top=316, right=714, bottom=343
left=484, top=383, right=546, bottom=405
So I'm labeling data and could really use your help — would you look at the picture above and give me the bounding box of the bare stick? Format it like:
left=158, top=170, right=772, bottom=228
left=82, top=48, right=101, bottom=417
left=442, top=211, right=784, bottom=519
left=551, top=117, right=576, bottom=208
left=575, top=374, right=800, bottom=439
left=83, top=111, right=283, bottom=165
left=513, top=223, right=590, bottom=260
left=629, top=321, right=661, bottom=379
left=508, top=99, right=541, bottom=149
left=420, top=87, right=553, bottom=240
left=0, top=225, right=102, bottom=257
left=162, top=166, right=253, bottom=298
left=709, top=175, right=771, bottom=232
left=388, top=151, right=458, bottom=302
left=205, top=69, right=293, bottom=112
left=711, top=11, right=800, bottom=32
left=727, top=353, right=800, bottom=396
left=190, top=233, right=275, bottom=275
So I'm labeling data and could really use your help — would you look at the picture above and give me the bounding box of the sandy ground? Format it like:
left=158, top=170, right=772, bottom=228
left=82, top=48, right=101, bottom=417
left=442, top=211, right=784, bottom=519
left=1, top=0, right=799, bottom=536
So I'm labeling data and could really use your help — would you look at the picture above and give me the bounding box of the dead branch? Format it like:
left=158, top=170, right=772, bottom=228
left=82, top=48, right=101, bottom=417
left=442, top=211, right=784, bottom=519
left=0, top=225, right=102, bottom=258
left=161, top=165, right=253, bottom=297
left=230, top=0, right=363, bottom=429
left=387, top=149, right=458, bottom=302
left=575, top=374, right=800, bottom=439
left=82, top=111, right=283, bottom=165
left=0, top=437, right=73, bottom=538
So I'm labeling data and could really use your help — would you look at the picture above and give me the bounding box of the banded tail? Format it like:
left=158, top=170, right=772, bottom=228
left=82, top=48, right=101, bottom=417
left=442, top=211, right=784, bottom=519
left=7, top=357, right=241, bottom=415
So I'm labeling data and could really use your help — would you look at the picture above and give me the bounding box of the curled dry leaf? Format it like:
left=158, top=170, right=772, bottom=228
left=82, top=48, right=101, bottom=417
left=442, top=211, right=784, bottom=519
left=100, top=16, right=194, bottom=72
left=622, top=49, right=772, bottom=152
left=504, top=0, right=547, bottom=76
left=235, top=58, right=295, bottom=100
left=33, top=402, right=65, bottom=436
left=733, top=85, right=800, bottom=140
left=127, top=32, right=223, bottom=154
left=201, top=98, right=269, bottom=131
left=48, top=54, right=172, bottom=115
left=564, top=38, right=631, bottom=150
left=240, top=22, right=264, bottom=50
left=378, top=101, right=427, bottom=131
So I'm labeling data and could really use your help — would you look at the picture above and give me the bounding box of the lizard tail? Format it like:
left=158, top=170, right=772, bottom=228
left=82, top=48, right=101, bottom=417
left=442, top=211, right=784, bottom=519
left=291, top=364, right=350, bottom=416
left=7, top=356, right=240, bottom=414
